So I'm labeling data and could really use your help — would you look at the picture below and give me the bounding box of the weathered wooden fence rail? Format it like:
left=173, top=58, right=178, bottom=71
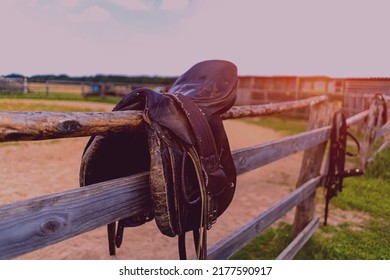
left=0, top=94, right=389, bottom=260
left=0, top=95, right=327, bottom=142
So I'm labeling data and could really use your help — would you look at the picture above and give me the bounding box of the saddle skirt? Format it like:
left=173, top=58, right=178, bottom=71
left=79, top=60, right=238, bottom=259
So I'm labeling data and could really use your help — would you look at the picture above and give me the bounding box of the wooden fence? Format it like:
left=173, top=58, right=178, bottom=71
left=0, top=94, right=389, bottom=260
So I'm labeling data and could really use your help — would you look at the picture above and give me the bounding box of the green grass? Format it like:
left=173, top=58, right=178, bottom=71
left=0, top=102, right=100, bottom=112
left=230, top=222, right=293, bottom=260
left=0, top=91, right=117, bottom=112
left=231, top=147, right=390, bottom=260
left=0, top=92, right=120, bottom=104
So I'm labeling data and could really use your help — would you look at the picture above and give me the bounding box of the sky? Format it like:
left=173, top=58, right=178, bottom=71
left=1, top=0, right=390, bottom=78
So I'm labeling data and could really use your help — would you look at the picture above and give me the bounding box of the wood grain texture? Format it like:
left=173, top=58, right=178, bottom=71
left=232, top=126, right=331, bottom=175
left=0, top=110, right=144, bottom=142
left=221, top=95, right=328, bottom=119
left=0, top=173, right=151, bottom=259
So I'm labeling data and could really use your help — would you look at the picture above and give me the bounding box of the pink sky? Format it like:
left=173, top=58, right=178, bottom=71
left=1, top=0, right=390, bottom=77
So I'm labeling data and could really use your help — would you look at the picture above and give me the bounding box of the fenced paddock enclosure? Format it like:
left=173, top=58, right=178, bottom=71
left=3, top=79, right=167, bottom=97
left=0, top=77, right=26, bottom=94
left=0, top=93, right=389, bottom=260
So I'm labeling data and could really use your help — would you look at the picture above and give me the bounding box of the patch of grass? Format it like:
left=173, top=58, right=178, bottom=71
left=295, top=222, right=390, bottom=260
left=0, top=92, right=120, bottom=104
left=334, top=177, right=390, bottom=216
left=334, top=148, right=390, bottom=218
left=231, top=222, right=293, bottom=260
left=0, top=101, right=100, bottom=112
left=232, top=208, right=390, bottom=260
left=365, top=146, right=390, bottom=181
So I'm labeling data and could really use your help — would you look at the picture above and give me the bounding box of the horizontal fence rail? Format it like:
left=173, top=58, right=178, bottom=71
left=0, top=111, right=144, bottom=142
left=0, top=95, right=327, bottom=142
left=0, top=174, right=151, bottom=260
left=221, top=95, right=328, bottom=119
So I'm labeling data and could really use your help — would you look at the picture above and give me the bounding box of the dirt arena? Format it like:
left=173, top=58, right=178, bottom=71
left=1, top=99, right=305, bottom=259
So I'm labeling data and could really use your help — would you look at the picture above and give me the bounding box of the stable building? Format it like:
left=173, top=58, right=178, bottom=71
left=236, top=76, right=390, bottom=115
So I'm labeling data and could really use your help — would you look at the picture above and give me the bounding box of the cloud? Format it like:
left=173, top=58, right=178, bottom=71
left=160, top=0, right=189, bottom=11
left=67, top=5, right=111, bottom=23
left=109, top=0, right=152, bottom=11
left=59, top=0, right=83, bottom=9
left=25, top=0, right=38, bottom=7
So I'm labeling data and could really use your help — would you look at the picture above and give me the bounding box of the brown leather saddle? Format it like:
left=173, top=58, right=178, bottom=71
left=79, top=60, right=237, bottom=259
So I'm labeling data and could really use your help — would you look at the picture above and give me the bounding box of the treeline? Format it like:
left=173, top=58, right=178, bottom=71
left=5, top=73, right=177, bottom=85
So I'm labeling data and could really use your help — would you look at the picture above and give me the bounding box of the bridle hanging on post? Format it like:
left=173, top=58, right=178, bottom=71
left=323, top=111, right=363, bottom=226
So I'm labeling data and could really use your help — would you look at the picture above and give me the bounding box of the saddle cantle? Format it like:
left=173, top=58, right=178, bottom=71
left=79, top=60, right=238, bottom=259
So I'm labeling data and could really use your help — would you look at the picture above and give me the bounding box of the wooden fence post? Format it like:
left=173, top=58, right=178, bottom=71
left=360, top=95, right=387, bottom=168
left=45, top=81, right=49, bottom=97
left=23, top=77, right=28, bottom=94
left=291, top=102, right=333, bottom=237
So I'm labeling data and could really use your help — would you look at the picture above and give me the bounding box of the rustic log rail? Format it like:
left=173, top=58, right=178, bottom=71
left=0, top=95, right=327, bottom=142
left=0, top=94, right=388, bottom=260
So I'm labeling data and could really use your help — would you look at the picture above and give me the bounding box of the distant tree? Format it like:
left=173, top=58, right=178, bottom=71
left=5, top=73, right=25, bottom=79
left=28, top=74, right=177, bottom=85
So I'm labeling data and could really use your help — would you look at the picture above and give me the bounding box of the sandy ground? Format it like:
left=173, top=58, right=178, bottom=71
left=0, top=99, right=356, bottom=259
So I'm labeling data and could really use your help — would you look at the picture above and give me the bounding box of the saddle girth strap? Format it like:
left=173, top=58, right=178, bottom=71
left=172, top=93, right=229, bottom=199
left=107, top=222, right=116, bottom=256
left=169, top=93, right=228, bottom=259
left=178, top=230, right=204, bottom=260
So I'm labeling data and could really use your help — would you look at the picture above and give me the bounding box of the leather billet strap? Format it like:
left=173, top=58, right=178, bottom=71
left=168, top=93, right=228, bottom=259
left=323, top=111, right=364, bottom=225
left=170, top=93, right=228, bottom=221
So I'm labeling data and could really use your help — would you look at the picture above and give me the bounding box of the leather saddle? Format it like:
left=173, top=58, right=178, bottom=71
left=79, top=60, right=238, bottom=259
